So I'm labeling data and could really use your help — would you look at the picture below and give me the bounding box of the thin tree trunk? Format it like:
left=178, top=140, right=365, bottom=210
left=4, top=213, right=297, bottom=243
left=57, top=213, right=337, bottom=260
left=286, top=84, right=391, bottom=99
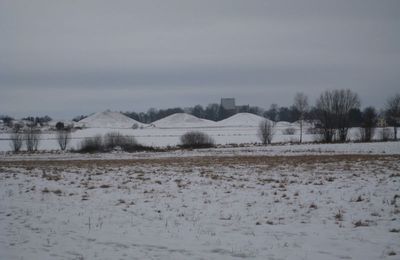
left=300, top=120, right=303, bottom=143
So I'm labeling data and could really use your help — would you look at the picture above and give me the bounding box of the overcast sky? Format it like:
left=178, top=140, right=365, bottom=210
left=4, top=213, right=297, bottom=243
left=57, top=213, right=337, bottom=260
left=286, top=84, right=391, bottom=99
left=1, top=0, right=399, bottom=119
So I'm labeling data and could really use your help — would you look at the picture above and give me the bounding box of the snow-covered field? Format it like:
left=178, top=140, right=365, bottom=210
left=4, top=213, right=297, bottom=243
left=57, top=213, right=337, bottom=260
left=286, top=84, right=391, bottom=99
left=1, top=112, right=399, bottom=259
left=1, top=148, right=400, bottom=259
left=0, top=141, right=399, bottom=162
left=0, top=112, right=396, bottom=152
left=0, top=125, right=395, bottom=153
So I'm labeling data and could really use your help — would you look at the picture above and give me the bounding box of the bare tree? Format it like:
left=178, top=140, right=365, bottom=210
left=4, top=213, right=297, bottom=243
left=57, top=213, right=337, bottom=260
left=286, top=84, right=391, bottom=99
left=379, top=128, right=393, bottom=141
left=335, top=89, right=361, bottom=142
left=9, top=131, right=23, bottom=153
left=315, top=89, right=360, bottom=142
left=56, top=129, right=71, bottom=151
left=258, top=119, right=275, bottom=145
left=359, top=106, right=377, bottom=142
left=24, top=127, right=41, bottom=152
left=315, top=91, right=336, bottom=143
left=385, top=94, right=400, bottom=141
left=293, top=92, right=309, bottom=143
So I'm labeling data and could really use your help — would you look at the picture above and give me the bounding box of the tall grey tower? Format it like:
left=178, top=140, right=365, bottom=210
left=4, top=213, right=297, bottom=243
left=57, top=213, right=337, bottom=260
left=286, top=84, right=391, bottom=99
left=220, top=98, right=236, bottom=110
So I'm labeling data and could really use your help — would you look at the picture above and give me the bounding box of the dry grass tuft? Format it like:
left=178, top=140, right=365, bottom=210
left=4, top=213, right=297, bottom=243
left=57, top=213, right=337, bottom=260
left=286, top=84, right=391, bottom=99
left=353, top=220, right=370, bottom=227
left=335, top=210, right=344, bottom=221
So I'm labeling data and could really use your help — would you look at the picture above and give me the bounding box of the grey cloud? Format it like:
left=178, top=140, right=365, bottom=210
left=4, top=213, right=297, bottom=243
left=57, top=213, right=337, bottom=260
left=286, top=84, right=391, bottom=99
left=1, top=0, right=399, bottom=118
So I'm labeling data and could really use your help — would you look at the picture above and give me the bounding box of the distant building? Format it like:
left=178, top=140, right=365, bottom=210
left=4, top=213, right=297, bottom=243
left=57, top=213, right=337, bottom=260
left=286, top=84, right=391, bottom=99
left=221, top=98, right=236, bottom=110
left=377, top=117, right=387, bottom=127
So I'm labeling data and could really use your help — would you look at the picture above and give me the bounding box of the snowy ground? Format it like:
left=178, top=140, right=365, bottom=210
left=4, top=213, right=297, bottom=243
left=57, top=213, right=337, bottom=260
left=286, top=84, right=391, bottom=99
left=1, top=112, right=396, bottom=152
left=0, top=125, right=396, bottom=152
left=0, top=125, right=302, bottom=152
left=0, top=141, right=399, bottom=162
left=1, top=151, right=399, bottom=259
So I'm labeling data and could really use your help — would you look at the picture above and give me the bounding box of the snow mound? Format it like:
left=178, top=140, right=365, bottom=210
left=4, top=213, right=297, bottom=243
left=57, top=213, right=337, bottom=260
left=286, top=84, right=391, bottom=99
left=216, top=113, right=270, bottom=127
left=152, top=113, right=216, bottom=128
left=78, top=111, right=146, bottom=129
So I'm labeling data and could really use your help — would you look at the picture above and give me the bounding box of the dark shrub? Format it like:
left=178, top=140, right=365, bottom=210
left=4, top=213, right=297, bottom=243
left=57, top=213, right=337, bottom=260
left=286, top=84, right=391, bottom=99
left=78, top=135, right=104, bottom=153
left=180, top=131, right=214, bottom=148
left=103, top=132, right=129, bottom=150
left=78, top=133, right=153, bottom=153
left=104, top=132, right=151, bottom=152
left=282, top=127, right=296, bottom=135
left=121, top=140, right=154, bottom=152
left=55, top=122, right=64, bottom=130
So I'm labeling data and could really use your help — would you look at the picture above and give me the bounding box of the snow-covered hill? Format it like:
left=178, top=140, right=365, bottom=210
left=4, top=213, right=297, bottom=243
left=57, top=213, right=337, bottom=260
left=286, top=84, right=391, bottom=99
left=152, top=113, right=216, bottom=128
left=78, top=111, right=146, bottom=129
left=216, top=113, right=270, bottom=127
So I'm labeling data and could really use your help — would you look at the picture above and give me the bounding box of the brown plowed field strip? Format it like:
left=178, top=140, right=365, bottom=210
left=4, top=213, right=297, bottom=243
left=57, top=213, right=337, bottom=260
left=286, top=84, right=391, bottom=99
left=1, top=154, right=399, bottom=169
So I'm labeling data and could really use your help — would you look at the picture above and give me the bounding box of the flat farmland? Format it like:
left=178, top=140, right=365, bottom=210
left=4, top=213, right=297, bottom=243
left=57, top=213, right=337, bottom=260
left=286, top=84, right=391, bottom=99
left=1, top=153, right=399, bottom=259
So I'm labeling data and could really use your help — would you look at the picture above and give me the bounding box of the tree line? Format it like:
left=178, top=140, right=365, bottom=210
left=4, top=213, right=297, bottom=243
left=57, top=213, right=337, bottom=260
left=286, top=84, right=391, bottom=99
left=121, top=90, right=399, bottom=143
left=2, top=89, right=400, bottom=144
left=119, top=94, right=389, bottom=128
left=256, top=90, right=399, bottom=144
left=0, top=115, right=53, bottom=128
